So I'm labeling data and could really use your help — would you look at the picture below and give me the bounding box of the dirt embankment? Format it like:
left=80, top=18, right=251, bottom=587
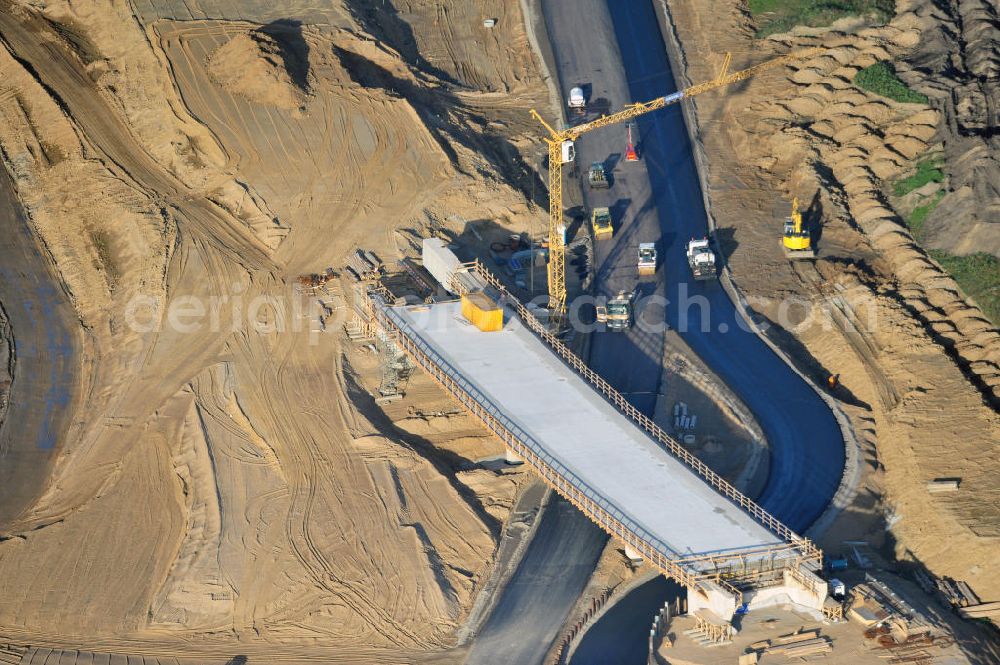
left=900, top=0, right=1000, bottom=257
left=659, top=0, right=1000, bottom=605
left=0, top=0, right=549, bottom=655
left=206, top=27, right=311, bottom=110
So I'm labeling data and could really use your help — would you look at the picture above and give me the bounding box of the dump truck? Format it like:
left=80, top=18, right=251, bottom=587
left=568, top=86, right=585, bottom=114
left=595, top=289, right=634, bottom=331
left=686, top=237, right=717, bottom=280
left=588, top=161, right=610, bottom=189
left=591, top=207, right=613, bottom=239
left=782, top=197, right=816, bottom=259
left=638, top=243, right=657, bottom=276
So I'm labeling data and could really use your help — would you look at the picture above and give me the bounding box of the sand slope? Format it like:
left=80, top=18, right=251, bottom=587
left=0, top=0, right=546, bottom=653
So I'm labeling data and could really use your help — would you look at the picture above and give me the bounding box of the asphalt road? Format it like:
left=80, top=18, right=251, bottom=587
left=464, top=496, right=607, bottom=665
left=467, top=1, right=844, bottom=662
left=0, top=168, right=81, bottom=527
left=548, top=0, right=844, bottom=534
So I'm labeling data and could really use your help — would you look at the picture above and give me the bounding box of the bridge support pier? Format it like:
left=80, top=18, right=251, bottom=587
left=686, top=567, right=828, bottom=628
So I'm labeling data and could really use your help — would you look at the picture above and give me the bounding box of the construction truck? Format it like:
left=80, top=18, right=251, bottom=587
left=588, top=161, right=610, bottom=189
left=638, top=242, right=657, bottom=276
left=568, top=86, right=586, bottom=114
left=782, top=197, right=815, bottom=259
left=686, top=237, right=717, bottom=280
left=560, top=140, right=575, bottom=164
left=591, top=207, right=613, bottom=239
left=595, top=289, right=635, bottom=331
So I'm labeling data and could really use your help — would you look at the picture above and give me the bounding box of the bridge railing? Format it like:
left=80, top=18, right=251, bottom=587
left=455, top=261, right=820, bottom=563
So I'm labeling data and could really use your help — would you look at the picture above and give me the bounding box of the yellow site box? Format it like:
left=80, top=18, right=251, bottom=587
left=461, top=292, right=503, bottom=332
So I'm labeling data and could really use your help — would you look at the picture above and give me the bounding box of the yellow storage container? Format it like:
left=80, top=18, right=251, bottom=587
left=461, top=292, right=503, bottom=332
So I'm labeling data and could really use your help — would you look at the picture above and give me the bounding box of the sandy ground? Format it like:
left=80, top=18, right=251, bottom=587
left=0, top=0, right=996, bottom=660
left=0, top=0, right=553, bottom=655
left=657, top=0, right=1000, bottom=616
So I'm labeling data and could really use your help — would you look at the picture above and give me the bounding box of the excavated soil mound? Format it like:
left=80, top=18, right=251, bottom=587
left=207, top=28, right=309, bottom=110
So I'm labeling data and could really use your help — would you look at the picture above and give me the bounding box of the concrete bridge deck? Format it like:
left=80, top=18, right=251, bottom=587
left=385, top=299, right=787, bottom=567
left=365, top=265, right=823, bottom=598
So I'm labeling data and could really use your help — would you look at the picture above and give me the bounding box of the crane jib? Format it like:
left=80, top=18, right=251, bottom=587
left=663, top=91, right=684, bottom=104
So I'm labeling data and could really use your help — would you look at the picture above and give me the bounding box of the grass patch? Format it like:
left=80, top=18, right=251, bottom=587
left=893, top=156, right=944, bottom=197
left=854, top=61, right=928, bottom=104
left=749, top=0, right=895, bottom=37
left=928, top=251, right=1000, bottom=325
left=902, top=190, right=945, bottom=241
left=89, top=229, right=120, bottom=288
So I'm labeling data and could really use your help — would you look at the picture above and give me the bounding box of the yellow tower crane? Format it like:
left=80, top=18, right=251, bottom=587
left=530, top=48, right=821, bottom=318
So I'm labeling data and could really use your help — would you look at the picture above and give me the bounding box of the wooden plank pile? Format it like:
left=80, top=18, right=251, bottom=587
left=344, top=250, right=383, bottom=282
left=867, top=630, right=956, bottom=664
left=926, top=478, right=960, bottom=493
left=937, top=577, right=980, bottom=608
left=297, top=266, right=338, bottom=288
left=746, top=628, right=832, bottom=660
left=958, top=600, right=1000, bottom=621
left=0, top=644, right=25, bottom=665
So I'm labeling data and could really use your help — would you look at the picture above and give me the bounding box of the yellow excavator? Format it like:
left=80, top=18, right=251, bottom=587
left=782, top=197, right=815, bottom=259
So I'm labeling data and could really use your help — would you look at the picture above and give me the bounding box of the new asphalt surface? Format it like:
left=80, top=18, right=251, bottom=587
left=466, top=1, right=845, bottom=663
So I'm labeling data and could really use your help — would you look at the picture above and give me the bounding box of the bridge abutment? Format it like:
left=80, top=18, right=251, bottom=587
left=741, top=568, right=827, bottom=619
left=688, top=579, right=739, bottom=619
left=686, top=567, right=827, bottom=629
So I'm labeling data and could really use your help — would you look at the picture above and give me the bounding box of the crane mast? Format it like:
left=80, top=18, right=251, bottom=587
left=532, top=48, right=821, bottom=319
left=546, top=137, right=566, bottom=315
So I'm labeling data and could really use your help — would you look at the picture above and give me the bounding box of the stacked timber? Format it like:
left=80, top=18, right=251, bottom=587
left=0, top=645, right=25, bottom=665
left=747, top=629, right=832, bottom=659
left=958, top=601, right=1000, bottom=620
left=937, top=578, right=981, bottom=608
